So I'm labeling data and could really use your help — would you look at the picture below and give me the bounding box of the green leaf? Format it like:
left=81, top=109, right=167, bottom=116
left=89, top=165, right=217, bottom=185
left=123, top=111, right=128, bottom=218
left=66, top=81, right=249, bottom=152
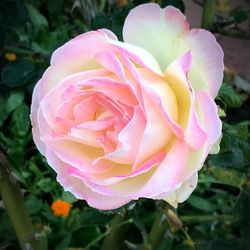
left=10, top=103, right=30, bottom=137
left=70, top=226, right=101, bottom=247
left=91, top=14, right=111, bottom=31
left=37, top=178, right=55, bottom=193
left=209, top=150, right=245, bottom=169
left=61, top=191, right=77, bottom=203
left=218, top=83, right=244, bottom=108
left=78, top=208, right=114, bottom=226
left=1, top=60, right=35, bottom=87
left=6, top=90, right=25, bottom=114
left=187, top=195, right=215, bottom=212
left=208, top=166, right=245, bottom=188
left=26, top=4, right=48, bottom=30
left=0, top=90, right=25, bottom=127
left=132, top=211, right=150, bottom=248
left=224, top=122, right=249, bottom=141
left=234, top=190, right=250, bottom=248
left=197, top=239, right=245, bottom=250
left=54, top=234, right=72, bottom=250
left=26, top=195, right=43, bottom=215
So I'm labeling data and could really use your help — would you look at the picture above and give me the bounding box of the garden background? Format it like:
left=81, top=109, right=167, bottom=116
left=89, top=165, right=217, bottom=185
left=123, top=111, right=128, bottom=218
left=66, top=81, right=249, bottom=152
left=0, top=0, right=250, bottom=249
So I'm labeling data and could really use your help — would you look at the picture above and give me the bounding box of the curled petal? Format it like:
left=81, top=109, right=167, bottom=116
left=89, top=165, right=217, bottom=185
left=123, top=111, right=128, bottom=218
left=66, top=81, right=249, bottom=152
left=123, top=3, right=223, bottom=96
left=196, top=91, right=222, bottom=145
left=160, top=173, right=198, bottom=208
left=165, top=52, right=207, bottom=150
left=46, top=149, right=130, bottom=210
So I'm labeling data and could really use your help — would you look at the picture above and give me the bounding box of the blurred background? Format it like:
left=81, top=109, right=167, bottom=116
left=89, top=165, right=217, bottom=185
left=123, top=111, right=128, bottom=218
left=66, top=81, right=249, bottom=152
left=0, top=0, right=249, bottom=249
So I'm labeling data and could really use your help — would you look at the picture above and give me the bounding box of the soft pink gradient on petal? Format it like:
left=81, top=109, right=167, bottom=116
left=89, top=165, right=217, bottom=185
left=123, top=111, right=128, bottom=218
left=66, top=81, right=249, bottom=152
left=133, top=87, right=173, bottom=168
left=123, top=3, right=223, bottom=96
left=95, top=51, right=126, bottom=81
left=157, top=172, right=198, bottom=207
left=31, top=81, right=47, bottom=154
left=110, top=39, right=163, bottom=76
left=45, top=149, right=130, bottom=210
left=123, top=3, right=189, bottom=71
left=106, top=105, right=146, bottom=164
left=196, top=91, right=222, bottom=145
left=185, top=29, right=224, bottom=98
left=135, top=140, right=188, bottom=198
left=165, top=52, right=207, bottom=150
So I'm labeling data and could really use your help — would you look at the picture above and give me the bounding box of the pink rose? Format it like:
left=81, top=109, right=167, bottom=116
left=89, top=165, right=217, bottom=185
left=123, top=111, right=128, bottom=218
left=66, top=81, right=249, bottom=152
left=31, top=4, right=223, bottom=210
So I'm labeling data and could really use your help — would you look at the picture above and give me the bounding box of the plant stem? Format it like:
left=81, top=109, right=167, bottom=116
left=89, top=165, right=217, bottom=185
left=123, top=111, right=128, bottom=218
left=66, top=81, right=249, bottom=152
left=101, top=213, right=131, bottom=250
left=201, top=0, right=216, bottom=29
left=180, top=214, right=233, bottom=224
left=0, top=150, right=43, bottom=250
left=148, top=211, right=168, bottom=250
left=99, top=0, right=106, bottom=12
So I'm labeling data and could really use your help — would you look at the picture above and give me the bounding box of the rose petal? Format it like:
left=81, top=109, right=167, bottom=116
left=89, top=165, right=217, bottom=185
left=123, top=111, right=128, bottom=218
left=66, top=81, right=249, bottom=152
left=185, top=29, right=224, bottom=98
left=123, top=3, right=223, bottom=96
left=105, top=105, right=146, bottom=164
left=123, top=3, right=189, bottom=71
left=196, top=91, right=222, bottom=145
left=46, top=149, right=130, bottom=210
left=165, top=52, right=207, bottom=150
left=159, top=172, right=198, bottom=208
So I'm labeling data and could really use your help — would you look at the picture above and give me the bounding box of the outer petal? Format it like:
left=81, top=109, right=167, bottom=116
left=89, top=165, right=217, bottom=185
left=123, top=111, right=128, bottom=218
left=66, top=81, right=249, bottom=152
left=161, top=173, right=198, bottom=208
left=45, top=149, right=130, bottom=210
left=196, top=91, right=222, bottom=145
left=185, top=29, right=224, bottom=98
left=31, top=80, right=46, bottom=154
left=165, top=52, right=207, bottom=150
left=123, top=3, right=223, bottom=97
left=40, top=30, right=117, bottom=98
left=123, top=3, right=189, bottom=71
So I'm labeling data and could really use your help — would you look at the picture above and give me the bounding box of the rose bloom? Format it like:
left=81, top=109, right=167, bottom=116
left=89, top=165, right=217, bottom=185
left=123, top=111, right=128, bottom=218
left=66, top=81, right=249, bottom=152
left=31, top=4, right=223, bottom=210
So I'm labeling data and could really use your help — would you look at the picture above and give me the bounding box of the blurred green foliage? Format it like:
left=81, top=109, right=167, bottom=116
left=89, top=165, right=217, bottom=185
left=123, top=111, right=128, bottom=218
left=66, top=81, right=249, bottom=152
left=0, top=0, right=249, bottom=249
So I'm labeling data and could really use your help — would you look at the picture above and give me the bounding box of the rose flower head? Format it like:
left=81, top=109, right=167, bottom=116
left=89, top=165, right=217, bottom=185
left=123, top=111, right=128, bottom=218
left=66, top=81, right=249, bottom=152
left=31, top=4, right=223, bottom=210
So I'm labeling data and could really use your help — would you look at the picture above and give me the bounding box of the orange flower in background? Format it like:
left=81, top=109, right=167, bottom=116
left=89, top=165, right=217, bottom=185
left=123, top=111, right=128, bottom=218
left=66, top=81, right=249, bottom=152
left=5, top=53, right=17, bottom=61
left=51, top=200, right=72, bottom=217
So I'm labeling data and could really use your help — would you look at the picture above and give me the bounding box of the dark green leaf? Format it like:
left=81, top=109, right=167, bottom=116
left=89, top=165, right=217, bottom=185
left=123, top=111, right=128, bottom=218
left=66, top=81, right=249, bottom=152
left=26, top=195, right=43, bottom=215
left=132, top=211, right=150, bottom=248
left=218, top=83, right=244, bottom=108
left=6, top=90, right=25, bottom=114
left=209, top=150, right=245, bottom=169
left=1, top=60, right=35, bottom=87
left=54, top=234, right=72, bottom=250
left=10, top=103, right=30, bottom=137
left=37, top=178, right=55, bottom=193
left=61, top=191, right=77, bottom=203
left=187, top=195, right=215, bottom=212
left=208, top=166, right=245, bottom=188
left=26, top=3, right=48, bottom=30
left=196, top=239, right=245, bottom=250
left=70, top=226, right=101, bottom=247
left=0, top=90, right=25, bottom=127
left=78, top=208, right=114, bottom=226
left=234, top=190, right=250, bottom=248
